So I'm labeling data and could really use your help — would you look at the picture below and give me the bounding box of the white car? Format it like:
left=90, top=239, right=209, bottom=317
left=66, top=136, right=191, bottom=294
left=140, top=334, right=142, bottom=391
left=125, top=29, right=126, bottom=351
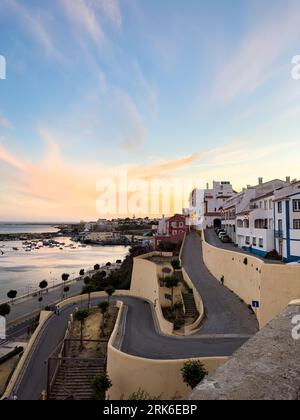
left=218, top=232, right=227, bottom=239
left=287, top=260, right=300, bottom=266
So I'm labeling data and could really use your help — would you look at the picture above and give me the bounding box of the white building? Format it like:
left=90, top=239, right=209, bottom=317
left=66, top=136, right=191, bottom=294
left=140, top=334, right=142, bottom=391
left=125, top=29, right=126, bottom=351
left=223, top=178, right=291, bottom=256
left=189, top=181, right=235, bottom=230
left=274, top=181, right=300, bottom=262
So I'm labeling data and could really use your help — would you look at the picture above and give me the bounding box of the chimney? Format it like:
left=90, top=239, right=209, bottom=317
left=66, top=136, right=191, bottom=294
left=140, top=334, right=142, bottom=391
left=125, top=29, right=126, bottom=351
left=206, top=183, right=209, bottom=190
left=258, top=177, right=263, bottom=185
left=286, top=176, right=291, bottom=184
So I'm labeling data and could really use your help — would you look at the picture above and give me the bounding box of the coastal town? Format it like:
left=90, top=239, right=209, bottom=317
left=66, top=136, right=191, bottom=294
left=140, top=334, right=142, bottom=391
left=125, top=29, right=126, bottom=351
left=0, top=176, right=300, bottom=401
left=1, top=0, right=300, bottom=405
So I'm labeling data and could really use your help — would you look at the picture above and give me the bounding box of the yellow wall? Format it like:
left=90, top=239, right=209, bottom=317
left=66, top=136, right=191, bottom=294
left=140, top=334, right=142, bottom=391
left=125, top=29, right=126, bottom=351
left=130, top=257, right=174, bottom=335
left=202, top=232, right=300, bottom=327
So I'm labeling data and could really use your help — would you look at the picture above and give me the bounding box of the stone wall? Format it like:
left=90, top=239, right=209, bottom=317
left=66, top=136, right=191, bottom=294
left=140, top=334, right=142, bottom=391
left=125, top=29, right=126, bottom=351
left=190, top=301, right=300, bottom=400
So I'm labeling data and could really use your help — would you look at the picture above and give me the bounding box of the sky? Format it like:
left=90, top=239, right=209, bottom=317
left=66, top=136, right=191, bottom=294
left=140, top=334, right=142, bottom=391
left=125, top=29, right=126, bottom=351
left=0, top=0, right=300, bottom=221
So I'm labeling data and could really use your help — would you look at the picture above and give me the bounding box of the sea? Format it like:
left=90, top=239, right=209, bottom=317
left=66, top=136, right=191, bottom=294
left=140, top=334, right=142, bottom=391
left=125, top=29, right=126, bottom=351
left=0, top=224, right=129, bottom=303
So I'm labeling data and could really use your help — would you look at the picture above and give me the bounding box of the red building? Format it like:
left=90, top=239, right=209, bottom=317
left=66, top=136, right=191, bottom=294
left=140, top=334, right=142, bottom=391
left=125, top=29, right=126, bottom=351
left=154, top=214, right=188, bottom=250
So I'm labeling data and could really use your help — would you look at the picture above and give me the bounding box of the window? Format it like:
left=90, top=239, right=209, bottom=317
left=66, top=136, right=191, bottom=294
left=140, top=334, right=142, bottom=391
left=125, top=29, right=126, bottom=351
left=171, top=222, right=178, bottom=228
left=269, top=199, right=273, bottom=210
left=278, top=201, right=282, bottom=214
left=293, top=220, right=300, bottom=230
left=252, top=237, right=257, bottom=246
left=293, top=200, right=300, bottom=212
left=259, top=201, right=262, bottom=209
left=172, top=230, right=178, bottom=235
left=259, top=238, right=264, bottom=248
left=269, top=219, right=273, bottom=229
left=245, top=236, right=250, bottom=245
left=179, top=222, right=184, bottom=228
left=278, top=219, right=283, bottom=232
left=264, top=201, right=268, bottom=210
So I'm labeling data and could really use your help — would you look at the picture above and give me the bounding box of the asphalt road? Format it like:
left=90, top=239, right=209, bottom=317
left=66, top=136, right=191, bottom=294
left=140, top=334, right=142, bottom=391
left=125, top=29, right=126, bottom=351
left=182, top=231, right=258, bottom=335
left=14, top=297, right=252, bottom=400
left=9, top=232, right=259, bottom=400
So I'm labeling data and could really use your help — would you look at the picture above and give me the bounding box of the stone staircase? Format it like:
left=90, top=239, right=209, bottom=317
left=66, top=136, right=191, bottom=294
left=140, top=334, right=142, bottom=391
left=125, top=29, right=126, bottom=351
left=49, top=358, right=105, bottom=400
left=182, top=292, right=197, bottom=319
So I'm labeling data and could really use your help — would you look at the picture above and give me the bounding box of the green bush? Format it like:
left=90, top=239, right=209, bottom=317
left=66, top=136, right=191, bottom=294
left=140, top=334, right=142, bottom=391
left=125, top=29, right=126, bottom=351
left=181, top=361, right=208, bottom=389
left=92, top=374, right=112, bottom=400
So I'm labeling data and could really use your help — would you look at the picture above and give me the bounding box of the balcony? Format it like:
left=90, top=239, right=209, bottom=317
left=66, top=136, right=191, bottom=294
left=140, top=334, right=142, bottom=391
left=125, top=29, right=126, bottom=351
left=274, top=230, right=283, bottom=238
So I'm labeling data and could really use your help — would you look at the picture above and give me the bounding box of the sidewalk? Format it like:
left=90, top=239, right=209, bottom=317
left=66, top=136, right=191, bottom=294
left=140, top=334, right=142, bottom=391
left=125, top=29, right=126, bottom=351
left=204, top=228, right=283, bottom=265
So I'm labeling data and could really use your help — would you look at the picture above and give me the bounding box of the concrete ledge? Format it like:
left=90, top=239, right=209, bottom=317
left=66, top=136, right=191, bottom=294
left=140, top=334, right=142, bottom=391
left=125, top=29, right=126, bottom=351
left=189, top=303, right=300, bottom=400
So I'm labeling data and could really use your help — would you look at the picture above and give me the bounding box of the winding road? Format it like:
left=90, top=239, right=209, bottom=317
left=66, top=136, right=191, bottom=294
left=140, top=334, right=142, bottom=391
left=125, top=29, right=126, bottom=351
left=8, top=232, right=258, bottom=400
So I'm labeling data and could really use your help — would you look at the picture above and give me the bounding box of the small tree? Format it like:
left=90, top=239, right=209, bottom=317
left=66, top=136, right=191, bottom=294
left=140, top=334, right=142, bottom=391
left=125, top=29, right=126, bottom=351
left=171, top=259, right=181, bottom=270
left=94, top=264, right=100, bottom=271
left=0, top=303, right=11, bottom=317
left=79, top=269, right=85, bottom=277
left=165, top=276, right=178, bottom=308
left=7, top=290, right=17, bottom=305
left=92, top=374, right=112, bottom=400
left=61, top=273, right=70, bottom=282
left=64, top=286, right=70, bottom=297
left=106, top=262, right=111, bottom=267
left=98, top=301, right=109, bottom=336
left=38, top=296, right=43, bottom=309
left=39, top=280, right=48, bottom=294
left=181, top=360, right=208, bottom=390
left=84, top=276, right=91, bottom=285
left=74, top=309, right=89, bottom=350
left=105, top=285, right=115, bottom=306
left=82, top=284, right=94, bottom=310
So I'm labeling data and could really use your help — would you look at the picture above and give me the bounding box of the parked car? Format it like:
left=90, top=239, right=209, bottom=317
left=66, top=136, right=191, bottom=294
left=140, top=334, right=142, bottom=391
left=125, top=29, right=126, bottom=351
left=216, top=228, right=225, bottom=234
left=287, top=260, right=300, bottom=266
left=221, top=235, right=231, bottom=243
left=218, top=232, right=227, bottom=239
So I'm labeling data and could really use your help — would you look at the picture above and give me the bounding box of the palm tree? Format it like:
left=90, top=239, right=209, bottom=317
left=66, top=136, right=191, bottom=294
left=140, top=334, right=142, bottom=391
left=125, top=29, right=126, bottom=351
left=105, top=285, right=115, bottom=306
left=98, top=301, right=109, bottom=336
left=165, top=276, right=178, bottom=309
left=82, top=284, right=94, bottom=311
left=7, top=290, right=17, bottom=305
left=74, top=309, right=89, bottom=350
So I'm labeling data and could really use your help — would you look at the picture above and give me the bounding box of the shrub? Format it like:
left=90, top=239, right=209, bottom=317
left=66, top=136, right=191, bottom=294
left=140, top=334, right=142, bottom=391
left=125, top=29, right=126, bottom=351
left=171, top=259, right=181, bottom=270
left=92, top=374, right=112, bottom=400
left=181, top=361, right=208, bottom=389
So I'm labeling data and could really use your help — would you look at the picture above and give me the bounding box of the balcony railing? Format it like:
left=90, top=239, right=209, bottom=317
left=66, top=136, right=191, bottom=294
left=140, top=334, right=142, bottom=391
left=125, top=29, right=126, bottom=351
left=275, top=230, right=284, bottom=238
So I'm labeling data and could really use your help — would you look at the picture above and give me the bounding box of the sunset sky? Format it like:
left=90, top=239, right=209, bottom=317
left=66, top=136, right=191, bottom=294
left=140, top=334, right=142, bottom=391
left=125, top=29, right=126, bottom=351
left=0, top=0, right=300, bottom=221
